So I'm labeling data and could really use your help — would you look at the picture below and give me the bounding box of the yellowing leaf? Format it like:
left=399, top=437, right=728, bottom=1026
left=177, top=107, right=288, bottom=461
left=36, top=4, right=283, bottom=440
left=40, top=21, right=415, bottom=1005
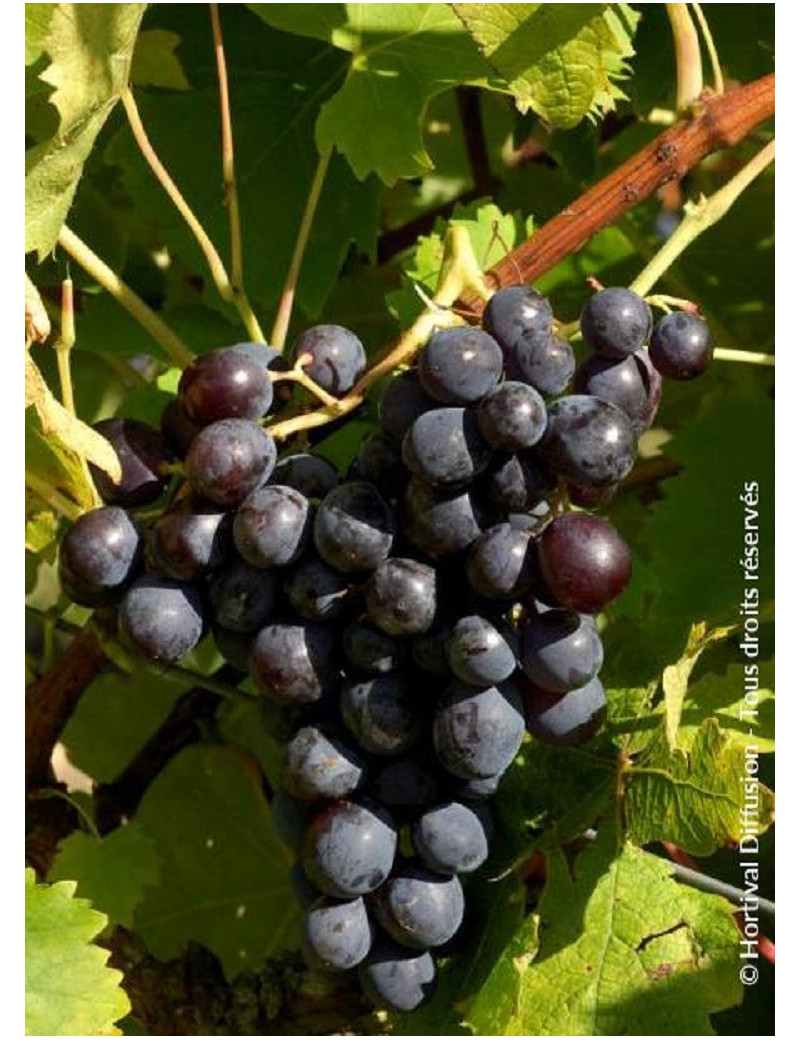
left=663, top=621, right=739, bottom=749
left=482, top=829, right=742, bottom=1035
left=25, top=351, right=121, bottom=482
left=25, top=868, right=130, bottom=1036
left=25, top=273, right=51, bottom=344
left=25, top=4, right=146, bottom=256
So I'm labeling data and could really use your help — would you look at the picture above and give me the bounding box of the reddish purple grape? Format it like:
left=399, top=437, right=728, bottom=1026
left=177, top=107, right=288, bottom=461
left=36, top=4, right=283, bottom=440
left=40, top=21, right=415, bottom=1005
left=537, top=512, right=631, bottom=613
left=178, top=346, right=273, bottom=425
left=90, top=418, right=172, bottom=507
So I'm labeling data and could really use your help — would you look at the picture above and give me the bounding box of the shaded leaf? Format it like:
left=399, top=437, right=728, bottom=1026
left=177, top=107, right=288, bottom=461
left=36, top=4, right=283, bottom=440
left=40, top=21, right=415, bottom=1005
left=134, top=743, right=300, bottom=979
left=678, top=660, right=775, bottom=754
left=663, top=622, right=738, bottom=750
left=249, top=3, right=493, bottom=183
left=25, top=3, right=147, bottom=256
left=25, top=867, right=130, bottom=1036
left=625, top=719, right=774, bottom=856
left=49, top=824, right=160, bottom=929
left=26, top=405, right=98, bottom=515
left=499, top=827, right=742, bottom=1035
left=131, top=29, right=190, bottom=91
left=453, top=3, right=638, bottom=129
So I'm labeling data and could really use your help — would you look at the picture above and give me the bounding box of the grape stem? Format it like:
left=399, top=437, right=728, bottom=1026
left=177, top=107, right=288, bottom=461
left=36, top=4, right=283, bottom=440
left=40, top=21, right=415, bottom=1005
left=666, top=4, right=704, bottom=112
left=457, top=74, right=774, bottom=317
left=644, top=294, right=698, bottom=314
left=120, top=87, right=265, bottom=345
left=629, top=140, right=775, bottom=299
left=209, top=4, right=246, bottom=304
left=270, top=147, right=333, bottom=351
left=690, top=3, right=725, bottom=96
left=57, top=226, right=195, bottom=368
left=266, top=226, right=488, bottom=441
left=270, top=357, right=341, bottom=409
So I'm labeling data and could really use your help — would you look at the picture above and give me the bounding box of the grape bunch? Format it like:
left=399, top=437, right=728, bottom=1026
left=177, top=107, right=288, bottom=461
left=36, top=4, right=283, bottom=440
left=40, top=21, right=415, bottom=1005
left=56, top=289, right=712, bottom=1013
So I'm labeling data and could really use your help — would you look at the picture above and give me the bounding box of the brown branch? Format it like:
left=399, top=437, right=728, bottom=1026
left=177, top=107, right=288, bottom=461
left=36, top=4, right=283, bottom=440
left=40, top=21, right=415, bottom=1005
left=458, top=73, right=775, bottom=317
left=26, top=625, right=108, bottom=789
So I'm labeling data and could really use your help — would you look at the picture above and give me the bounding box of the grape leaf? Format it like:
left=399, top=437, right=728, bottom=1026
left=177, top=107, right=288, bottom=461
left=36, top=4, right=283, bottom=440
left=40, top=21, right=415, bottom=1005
left=61, top=664, right=186, bottom=783
left=25, top=273, right=51, bottom=343
left=662, top=621, right=738, bottom=750
left=453, top=4, right=638, bottom=129
left=248, top=3, right=493, bottom=183
left=133, top=743, right=300, bottom=979
left=25, top=3, right=57, bottom=65
left=25, top=3, right=147, bottom=257
left=25, top=867, right=130, bottom=1036
left=678, top=659, right=775, bottom=754
left=477, top=827, right=742, bottom=1036
left=25, top=503, right=59, bottom=553
left=105, top=5, right=380, bottom=320
left=625, top=719, right=774, bottom=856
left=49, top=824, right=160, bottom=928
left=26, top=407, right=98, bottom=519
left=26, top=351, right=122, bottom=482
left=131, top=29, right=190, bottom=91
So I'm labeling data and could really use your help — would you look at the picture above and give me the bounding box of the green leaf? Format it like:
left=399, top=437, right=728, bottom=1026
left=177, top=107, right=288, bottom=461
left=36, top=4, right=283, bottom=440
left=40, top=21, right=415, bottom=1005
left=496, top=828, right=742, bottom=1035
left=61, top=664, right=185, bottom=783
left=25, top=3, right=147, bottom=257
left=25, top=405, right=98, bottom=516
left=625, top=719, right=775, bottom=856
left=49, top=824, right=160, bottom=929
left=453, top=3, right=638, bottom=129
left=134, top=743, right=300, bottom=979
left=105, top=5, right=380, bottom=319
left=249, top=3, right=492, bottom=183
left=662, top=622, right=738, bottom=750
left=25, top=3, right=57, bottom=65
left=25, top=867, right=130, bottom=1036
left=25, top=504, right=59, bottom=553
left=131, top=29, right=190, bottom=90
left=678, top=659, right=775, bottom=754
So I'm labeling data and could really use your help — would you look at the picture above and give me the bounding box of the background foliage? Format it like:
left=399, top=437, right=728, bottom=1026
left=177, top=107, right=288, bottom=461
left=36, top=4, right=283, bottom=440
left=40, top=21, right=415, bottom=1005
left=25, top=3, right=774, bottom=1035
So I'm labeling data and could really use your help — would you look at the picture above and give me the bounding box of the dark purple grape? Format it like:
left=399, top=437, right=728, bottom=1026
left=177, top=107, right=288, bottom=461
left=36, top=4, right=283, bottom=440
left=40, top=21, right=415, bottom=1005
left=482, top=285, right=553, bottom=350
left=538, top=512, right=631, bottom=613
left=448, top=773, right=503, bottom=800
left=477, top=381, right=547, bottom=451
left=575, top=354, right=648, bottom=422
left=160, top=399, right=201, bottom=458
left=341, top=674, right=421, bottom=756
left=580, top=288, right=652, bottom=359
left=411, top=619, right=454, bottom=675
left=378, top=370, right=436, bottom=444
left=402, top=408, right=490, bottom=487
left=343, top=621, right=405, bottom=675
left=412, top=801, right=492, bottom=875
left=291, top=325, right=366, bottom=396
left=369, top=758, right=440, bottom=818
left=567, top=484, right=617, bottom=510
left=233, top=485, right=311, bottom=568
left=209, top=559, right=277, bottom=633
left=314, top=482, right=394, bottom=574
left=59, top=506, right=141, bottom=606
left=521, top=608, right=603, bottom=693
left=447, top=615, right=517, bottom=686
left=365, top=558, right=436, bottom=636
left=271, top=453, right=339, bottom=500
left=285, top=726, right=366, bottom=803
left=150, top=504, right=230, bottom=581
left=118, top=575, right=204, bottom=663
left=284, top=556, right=354, bottom=622
left=350, top=433, right=405, bottom=497
left=303, top=896, right=373, bottom=972
left=402, top=478, right=484, bottom=558
left=649, top=311, right=714, bottom=380
left=510, top=331, right=575, bottom=396
left=466, top=523, right=537, bottom=599
left=540, top=395, right=637, bottom=488
left=433, top=679, right=525, bottom=779
left=359, top=941, right=436, bottom=1012
left=178, top=347, right=273, bottom=425
left=302, top=799, right=397, bottom=898
left=418, top=328, right=503, bottom=405
left=524, top=675, right=607, bottom=746
left=633, top=348, right=662, bottom=432
left=481, top=453, right=553, bottom=515
left=90, top=418, right=171, bottom=507
left=250, top=622, right=335, bottom=704
left=372, top=863, right=464, bottom=949
left=185, top=419, right=276, bottom=508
